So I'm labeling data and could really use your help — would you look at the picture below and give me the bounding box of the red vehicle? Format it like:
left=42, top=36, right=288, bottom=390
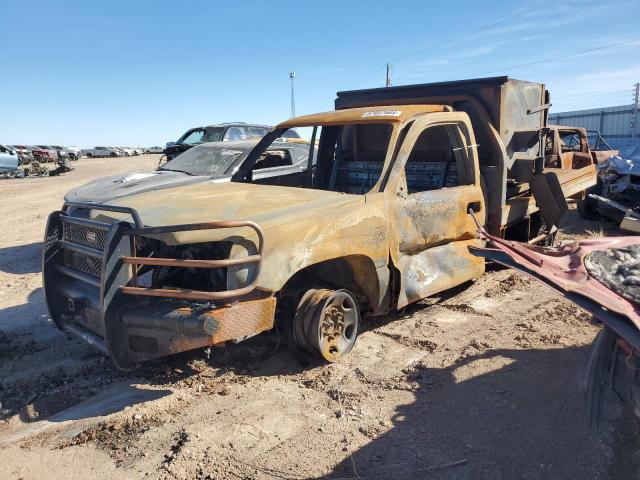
left=30, top=145, right=57, bottom=163
left=470, top=222, right=640, bottom=437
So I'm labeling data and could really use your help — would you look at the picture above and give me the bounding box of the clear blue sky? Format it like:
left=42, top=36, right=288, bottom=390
left=1, top=0, right=638, bottom=147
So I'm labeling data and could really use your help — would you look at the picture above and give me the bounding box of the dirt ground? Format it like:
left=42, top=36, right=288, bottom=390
left=0, top=155, right=633, bottom=479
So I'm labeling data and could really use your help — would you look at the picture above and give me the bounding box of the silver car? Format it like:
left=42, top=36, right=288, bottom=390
left=65, top=140, right=311, bottom=204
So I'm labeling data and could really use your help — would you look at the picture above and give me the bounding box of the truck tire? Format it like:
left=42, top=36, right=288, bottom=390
left=87, top=153, right=93, bottom=158
left=584, top=326, right=640, bottom=437
left=291, top=288, right=360, bottom=362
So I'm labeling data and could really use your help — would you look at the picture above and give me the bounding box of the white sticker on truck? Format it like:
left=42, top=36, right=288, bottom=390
left=361, top=110, right=402, bottom=118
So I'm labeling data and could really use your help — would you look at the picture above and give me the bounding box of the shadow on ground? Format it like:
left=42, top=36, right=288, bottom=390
left=313, top=344, right=635, bottom=480
left=0, top=242, right=42, bottom=274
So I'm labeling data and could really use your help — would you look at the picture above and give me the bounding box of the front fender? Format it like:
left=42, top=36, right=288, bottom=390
left=227, top=200, right=389, bottom=293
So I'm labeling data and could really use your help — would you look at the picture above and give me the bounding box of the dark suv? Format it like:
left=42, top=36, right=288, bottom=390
left=164, top=122, right=301, bottom=160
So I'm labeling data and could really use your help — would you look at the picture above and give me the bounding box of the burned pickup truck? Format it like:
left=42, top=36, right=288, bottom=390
left=43, top=76, right=598, bottom=369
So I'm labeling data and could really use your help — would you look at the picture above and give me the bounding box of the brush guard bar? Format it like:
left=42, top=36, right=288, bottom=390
left=62, top=201, right=264, bottom=301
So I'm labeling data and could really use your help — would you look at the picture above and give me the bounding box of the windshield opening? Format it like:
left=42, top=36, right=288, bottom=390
left=559, top=130, right=583, bottom=152
left=159, top=145, right=247, bottom=176
left=238, top=123, right=393, bottom=194
left=177, top=129, right=205, bottom=145
left=177, top=127, right=226, bottom=146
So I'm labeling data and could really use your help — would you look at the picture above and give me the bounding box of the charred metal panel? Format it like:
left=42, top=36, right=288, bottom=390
left=110, top=297, right=276, bottom=369
left=398, top=239, right=485, bottom=307
left=396, top=186, right=483, bottom=254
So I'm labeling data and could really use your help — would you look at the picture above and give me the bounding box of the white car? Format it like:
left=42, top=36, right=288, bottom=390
left=118, top=147, right=135, bottom=156
left=51, top=145, right=82, bottom=161
left=82, top=146, right=124, bottom=158
left=145, top=146, right=164, bottom=154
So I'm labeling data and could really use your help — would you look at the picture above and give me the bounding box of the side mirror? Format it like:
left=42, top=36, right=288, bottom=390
left=166, top=141, right=176, bottom=148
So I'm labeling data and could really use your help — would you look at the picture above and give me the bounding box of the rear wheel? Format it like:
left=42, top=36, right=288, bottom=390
left=585, top=326, right=640, bottom=435
left=291, top=289, right=360, bottom=362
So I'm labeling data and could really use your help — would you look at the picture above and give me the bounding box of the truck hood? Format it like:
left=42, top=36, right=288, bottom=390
left=104, top=182, right=364, bottom=239
left=65, top=170, right=215, bottom=203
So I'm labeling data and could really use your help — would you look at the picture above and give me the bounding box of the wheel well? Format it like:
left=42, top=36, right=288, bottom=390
left=279, top=255, right=382, bottom=315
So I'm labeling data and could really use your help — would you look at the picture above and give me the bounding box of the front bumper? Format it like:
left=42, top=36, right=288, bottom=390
left=42, top=202, right=274, bottom=369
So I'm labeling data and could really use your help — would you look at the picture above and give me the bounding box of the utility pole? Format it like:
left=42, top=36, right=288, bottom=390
left=632, top=82, right=639, bottom=146
left=385, top=63, right=392, bottom=87
left=289, top=72, right=296, bottom=118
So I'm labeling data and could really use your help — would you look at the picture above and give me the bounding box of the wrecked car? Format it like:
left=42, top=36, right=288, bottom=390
left=30, top=145, right=58, bottom=163
left=163, top=123, right=302, bottom=160
left=43, top=76, right=599, bottom=369
left=64, top=140, right=311, bottom=204
left=11, top=145, right=35, bottom=163
left=469, top=223, right=640, bottom=433
left=83, top=146, right=124, bottom=158
left=585, top=146, right=640, bottom=232
left=0, top=145, right=19, bottom=177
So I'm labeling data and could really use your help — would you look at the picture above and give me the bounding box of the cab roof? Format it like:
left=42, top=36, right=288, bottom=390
left=277, top=104, right=451, bottom=128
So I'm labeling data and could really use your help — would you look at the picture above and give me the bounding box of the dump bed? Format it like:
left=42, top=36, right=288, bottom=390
left=336, top=76, right=548, bottom=167
left=336, top=77, right=595, bottom=239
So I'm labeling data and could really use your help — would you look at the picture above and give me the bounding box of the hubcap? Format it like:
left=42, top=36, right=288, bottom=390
left=315, top=290, right=359, bottom=362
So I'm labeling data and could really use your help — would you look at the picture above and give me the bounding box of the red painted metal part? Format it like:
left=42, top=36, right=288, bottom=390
left=472, top=225, right=640, bottom=329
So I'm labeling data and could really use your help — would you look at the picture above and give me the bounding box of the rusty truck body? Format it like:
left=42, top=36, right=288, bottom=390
left=43, top=76, right=598, bottom=369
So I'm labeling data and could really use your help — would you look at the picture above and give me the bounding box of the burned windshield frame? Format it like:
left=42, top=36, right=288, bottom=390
left=232, top=128, right=316, bottom=182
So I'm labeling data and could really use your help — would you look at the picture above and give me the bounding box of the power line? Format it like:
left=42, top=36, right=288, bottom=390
left=391, top=0, right=554, bottom=64
left=552, top=100, right=633, bottom=111
left=472, top=36, right=640, bottom=76
left=553, top=87, right=633, bottom=100
left=553, top=93, right=633, bottom=105
left=356, top=0, right=554, bottom=86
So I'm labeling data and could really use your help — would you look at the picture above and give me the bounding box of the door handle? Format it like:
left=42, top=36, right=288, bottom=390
left=467, top=201, right=481, bottom=214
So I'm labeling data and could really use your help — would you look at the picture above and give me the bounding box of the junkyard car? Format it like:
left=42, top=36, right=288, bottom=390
left=470, top=226, right=640, bottom=434
left=83, top=146, right=124, bottom=158
left=164, top=122, right=301, bottom=160
left=38, top=145, right=71, bottom=163
left=65, top=140, right=311, bottom=204
left=117, top=147, right=135, bottom=157
left=31, top=145, right=58, bottom=163
left=11, top=145, right=35, bottom=163
left=43, top=77, right=598, bottom=370
left=50, top=145, right=82, bottom=161
left=585, top=145, right=640, bottom=232
left=0, top=144, right=19, bottom=176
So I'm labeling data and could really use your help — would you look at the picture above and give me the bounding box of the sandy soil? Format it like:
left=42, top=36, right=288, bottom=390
left=0, top=156, right=632, bottom=479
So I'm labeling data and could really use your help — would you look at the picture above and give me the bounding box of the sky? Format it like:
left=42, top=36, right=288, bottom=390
left=1, top=0, right=639, bottom=147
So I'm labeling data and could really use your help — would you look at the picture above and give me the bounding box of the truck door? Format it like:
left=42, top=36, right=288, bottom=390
left=391, top=114, right=486, bottom=308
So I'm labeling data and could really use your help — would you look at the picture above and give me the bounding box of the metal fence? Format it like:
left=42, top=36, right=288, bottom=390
left=549, top=103, right=639, bottom=150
